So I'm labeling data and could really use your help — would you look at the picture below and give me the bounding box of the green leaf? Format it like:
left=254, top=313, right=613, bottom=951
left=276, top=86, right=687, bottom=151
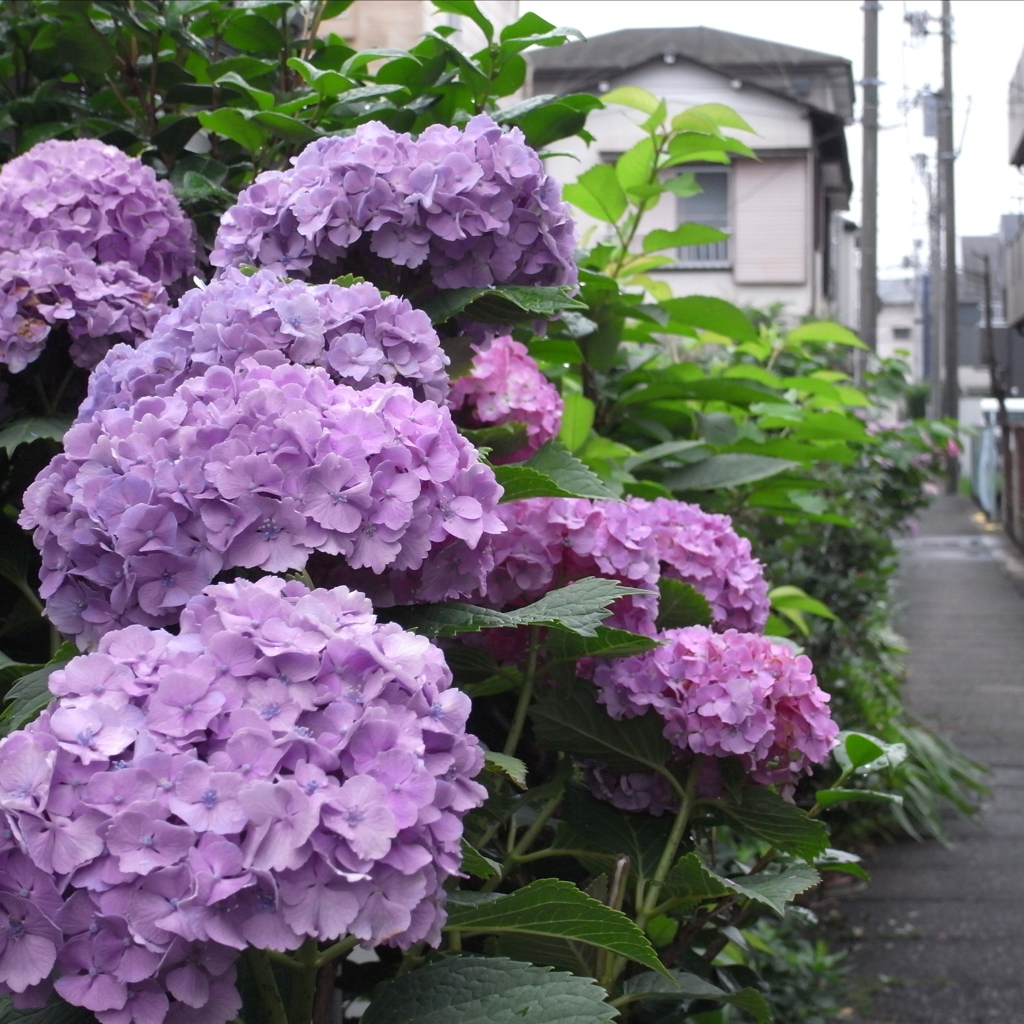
left=459, top=423, right=529, bottom=461
left=197, top=109, right=267, bottom=152
left=558, top=786, right=674, bottom=881
left=643, top=224, right=730, bottom=253
left=815, top=788, right=903, bottom=808
left=484, top=751, right=527, bottom=788
left=656, top=579, right=714, bottom=631
left=622, top=971, right=772, bottom=1023
left=212, top=71, right=274, bottom=109
left=433, top=0, right=494, bottom=41
left=660, top=296, right=757, bottom=342
left=491, top=465, right=587, bottom=502
left=523, top=439, right=615, bottom=498
left=833, top=732, right=908, bottom=774
left=460, top=285, right=587, bottom=324
left=768, top=585, right=838, bottom=621
left=361, top=956, right=618, bottom=1024
left=713, top=787, right=829, bottom=861
left=445, top=879, right=665, bottom=974
left=787, top=321, right=866, bottom=348
left=616, top=137, right=656, bottom=191
left=2, top=644, right=76, bottom=733
left=726, top=864, right=820, bottom=915
left=0, top=997, right=95, bottom=1024
left=528, top=339, right=584, bottom=365
left=0, top=417, right=70, bottom=455
left=547, top=625, right=660, bottom=662
left=460, top=838, right=500, bottom=880
left=664, top=454, right=798, bottom=491
left=623, top=440, right=706, bottom=471
left=601, top=85, right=661, bottom=114
left=250, top=111, right=320, bottom=144
left=563, top=164, right=627, bottom=223
left=387, top=578, right=650, bottom=639
left=672, top=103, right=757, bottom=135
left=532, top=684, right=673, bottom=775
left=664, top=853, right=734, bottom=905
left=285, top=57, right=351, bottom=96
left=557, top=394, right=595, bottom=454
left=221, top=13, right=283, bottom=53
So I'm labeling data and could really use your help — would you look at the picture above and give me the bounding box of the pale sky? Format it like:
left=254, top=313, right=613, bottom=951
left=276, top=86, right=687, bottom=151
left=521, top=0, right=1024, bottom=276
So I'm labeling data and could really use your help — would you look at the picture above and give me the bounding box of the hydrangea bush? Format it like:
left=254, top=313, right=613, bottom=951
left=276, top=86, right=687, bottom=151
left=210, top=116, right=578, bottom=299
left=0, top=41, right=869, bottom=1024
left=0, top=140, right=196, bottom=373
left=0, top=577, right=484, bottom=1017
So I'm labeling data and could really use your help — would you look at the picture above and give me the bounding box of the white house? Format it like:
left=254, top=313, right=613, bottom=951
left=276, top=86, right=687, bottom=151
left=529, top=27, right=855, bottom=325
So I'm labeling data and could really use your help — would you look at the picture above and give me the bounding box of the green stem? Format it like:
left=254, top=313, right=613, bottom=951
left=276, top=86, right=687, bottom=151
left=288, top=938, right=319, bottom=1024
left=313, top=935, right=358, bottom=969
left=508, top=789, right=563, bottom=861
left=242, top=949, right=289, bottom=1024
left=502, top=625, right=540, bottom=757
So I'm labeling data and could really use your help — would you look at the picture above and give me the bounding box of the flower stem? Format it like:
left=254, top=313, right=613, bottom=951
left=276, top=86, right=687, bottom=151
left=502, top=625, right=540, bottom=757
left=313, top=935, right=358, bottom=970
left=242, top=949, right=289, bottom=1024
left=288, top=938, right=320, bottom=1024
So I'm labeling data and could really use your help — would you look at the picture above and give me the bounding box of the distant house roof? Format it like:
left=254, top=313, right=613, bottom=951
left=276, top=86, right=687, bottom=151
left=529, top=26, right=855, bottom=119
left=878, top=278, right=917, bottom=306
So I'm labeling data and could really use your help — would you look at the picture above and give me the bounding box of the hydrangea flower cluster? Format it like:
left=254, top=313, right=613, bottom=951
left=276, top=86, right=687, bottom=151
left=21, top=360, right=503, bottom=647
left=448, top=335, right=563, bottom=462
left=79, top=269, right=451, bottom=422
left=0, top=247, right=169, bottom=373
left=0, top=577, right=485, bottom=1022
left=210, top=116, right=577, bottom=293
left=473, top=497, right=769, bottom=635
left=593, top=626, right=838, bottom=787
left=0, top=140, right=196, bottom=288
left=0, top=139, right=196, bottom=372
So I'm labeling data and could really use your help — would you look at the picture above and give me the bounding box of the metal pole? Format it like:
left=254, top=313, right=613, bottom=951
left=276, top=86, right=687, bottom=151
left=940, top=0, right=959, bottom=491
left=927, top=159, right=943, bottom=417
left=859, top=1, right=881, bottom=356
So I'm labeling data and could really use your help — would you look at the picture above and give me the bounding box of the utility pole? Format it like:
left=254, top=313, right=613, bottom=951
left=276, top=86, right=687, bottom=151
left=859, top=1, right=881, bottom=358
left=979, top=252, right=1011, bottom=525
left=939, top=0, right=959, bottom=491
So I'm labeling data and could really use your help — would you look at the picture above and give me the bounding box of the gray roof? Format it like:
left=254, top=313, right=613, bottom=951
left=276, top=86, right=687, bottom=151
left=529, top=26, right=854, bottom=119
left=877, top=278, right=917, bottom=306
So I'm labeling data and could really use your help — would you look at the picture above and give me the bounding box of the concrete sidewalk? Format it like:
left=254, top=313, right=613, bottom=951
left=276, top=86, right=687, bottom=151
left=834, top=494, right=1024, bottom=1023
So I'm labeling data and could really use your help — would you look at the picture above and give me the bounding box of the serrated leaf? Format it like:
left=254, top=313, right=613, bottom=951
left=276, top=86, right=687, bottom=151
left=457, top=285, right=587, bottom=325
left=459, top=423, right=528, bottom=461
left=491, top=465, right=586, bottom=502
left=460, top=839, right=500, bottom=881
left=557, top=785, right=674, bottom=882
left=361, top=956, right=618, bottom=1024
left=494, top=933, right=598, bottom=977
left=532, top=685, right=673, bottom=775
left=665, top=454, right=798, bottom=491
left=547, top=625, right=660, bottom=661
left=387, top=578, right=650, bottom=639
left=484, top=751, right=527, bottom=788
left=660, top=296, right=757, bottom=342
left=714, top=787, right=829, bottom=862
left=0, top=417, right=70, bottom=456
left=656, top=579, right=714, bottom=631
left=622, top=970, right=772, bottom=1023
left=726, top=864, right=820, bottom=915
left=444, top=878, right=665, bottom=974
left=420, top=287, right=486, bottom=323
left=664, top=853, right=734, bottom=904
left=0, top=997, right=95, bottom=1024
left=524, top=439, right=615, bottom=498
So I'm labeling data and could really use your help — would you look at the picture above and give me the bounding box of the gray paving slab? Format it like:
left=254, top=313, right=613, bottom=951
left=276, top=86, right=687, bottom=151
left=833, top=495, right=1024, bottom=1024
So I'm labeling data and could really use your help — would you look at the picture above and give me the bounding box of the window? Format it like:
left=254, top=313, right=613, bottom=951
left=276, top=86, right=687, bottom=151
left=676, top=169, right=730, bottom=267
left=892, top=326, right=912, bottom=340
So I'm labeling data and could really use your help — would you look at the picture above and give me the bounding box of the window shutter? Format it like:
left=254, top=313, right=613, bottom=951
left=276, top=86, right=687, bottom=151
left=733, top=158, right=807, bottom=284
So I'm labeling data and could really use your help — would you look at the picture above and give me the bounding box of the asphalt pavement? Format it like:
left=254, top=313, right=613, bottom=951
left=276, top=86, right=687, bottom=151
left=832, top=494, right=1024, bottom=1023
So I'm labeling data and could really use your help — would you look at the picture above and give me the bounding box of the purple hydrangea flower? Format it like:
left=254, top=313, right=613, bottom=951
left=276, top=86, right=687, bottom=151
left=0, top=577, right=485, bottom=1024
left=21, top=360, right=504, bottom=647
left=79, top=269, right=450, bottom=421
left=473, top=497, right=769, bottom=634
left=447, top=335, right=563, bottom=462
left=0, top=140, right=196, bottom=290
left=0, top=247, right=169, bottom=372
left=593, top=626, right=839, bottom=787
left=210, top=116, right=577, bottom=295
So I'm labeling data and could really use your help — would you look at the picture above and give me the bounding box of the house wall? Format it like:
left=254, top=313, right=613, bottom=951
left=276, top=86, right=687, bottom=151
left=541, top=61, right=824, bottom=320
left=876, top=301, right=923, bottom=381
